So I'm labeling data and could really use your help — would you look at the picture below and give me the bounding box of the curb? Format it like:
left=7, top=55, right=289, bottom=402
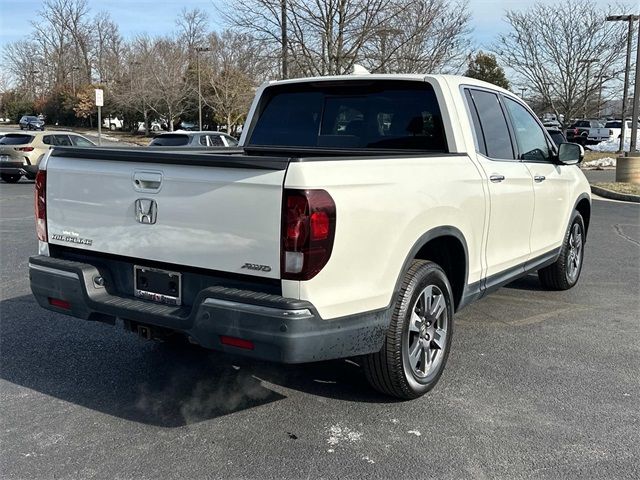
left=590, top=185, right=640, bottom=203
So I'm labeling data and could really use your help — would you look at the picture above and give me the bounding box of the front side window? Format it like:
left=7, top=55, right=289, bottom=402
left=70, top=135, right=94, bottom=147
left=224, top=135, right=238, bottom=146
left=466, top=89, right=514, bottom=160
left=249, top=81, right=447, bottom=151
left=503, top=97, right=551, bottom=162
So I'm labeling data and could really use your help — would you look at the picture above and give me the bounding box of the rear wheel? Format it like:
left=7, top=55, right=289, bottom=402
left=538, top=211, right=585, bottom=290
left=1, top=174, right=21, bottom=183
left=363, top=260, right=454, bottom=399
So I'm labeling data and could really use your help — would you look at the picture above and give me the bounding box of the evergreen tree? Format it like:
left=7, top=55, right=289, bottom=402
left=465, top=52, right=510, bottom=90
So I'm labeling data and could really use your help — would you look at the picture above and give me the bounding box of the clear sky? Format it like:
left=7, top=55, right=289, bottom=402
left=0, top=0, right=559, bottom=53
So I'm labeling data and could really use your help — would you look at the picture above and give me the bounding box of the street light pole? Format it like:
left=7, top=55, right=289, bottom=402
left=519, top=87, right=527, bottom=100
left=196, top=47, right=211, bottom=131
left=606, top=15, right=639, bottom=152
left=629, top=19, right=640, bottom=153
left=578, top=58, right=598, bottom=118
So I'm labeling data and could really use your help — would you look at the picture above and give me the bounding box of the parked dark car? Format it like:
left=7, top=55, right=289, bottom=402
left=545, top=127, right=567, bottom=147
left=19, top=115, right=45, bottom=131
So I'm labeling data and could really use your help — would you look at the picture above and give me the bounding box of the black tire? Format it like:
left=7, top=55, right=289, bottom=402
left=1, top=174, right=21, bottom=183
left=363, top=260, right=454, bottom=399
left=538, top=211, right=585, bottom=290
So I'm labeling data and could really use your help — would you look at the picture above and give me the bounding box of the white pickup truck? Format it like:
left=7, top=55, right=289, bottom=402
left=29, top=75, right=591, bottom=399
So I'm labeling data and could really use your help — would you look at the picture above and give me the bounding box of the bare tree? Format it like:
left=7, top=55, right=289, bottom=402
left=496, top=1, right=628, bottom=124
left=361, top=0, right=471, bottom=74
left=201, top=30, right=265, bottom=133
left=145, top=38, right=191, bottom=131
left=176, top=8, right=210, bottom=53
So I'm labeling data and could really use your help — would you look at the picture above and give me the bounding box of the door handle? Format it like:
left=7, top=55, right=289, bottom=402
left=133, top=171, right=163, bottom=192
left=489, top=174, right=505, bottom=183
left=534, top=175, right=546, bottom=183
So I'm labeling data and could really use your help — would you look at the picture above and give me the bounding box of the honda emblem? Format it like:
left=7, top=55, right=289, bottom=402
left=135, top=199, right=157, bottom=224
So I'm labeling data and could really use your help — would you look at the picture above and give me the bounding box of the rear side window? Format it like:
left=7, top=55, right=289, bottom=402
left=465, top=89, right=514, bottom=160
left=149, top=134, right=190, bottom=146
left=53, top=135, right=72, bottom=146
left=249, top=81, right=447, bottom=151
left=0, top=134, right=34, bottom=145
left=42, top=135, right=54, bottom=145
left=225, top=135, right=238, bottom=146
left=209, top=135, right=224, bottom=146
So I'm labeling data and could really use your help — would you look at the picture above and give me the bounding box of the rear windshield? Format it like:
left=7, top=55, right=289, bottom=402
left=248, top=81, right=447, bottom=151
left=0, top=134, right=34, bottom=145
left=149, top=134, right=189, bottom=146
left=605, top=121, right=621, bottom=128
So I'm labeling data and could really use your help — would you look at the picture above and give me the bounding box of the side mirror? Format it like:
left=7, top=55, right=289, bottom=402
left=557, top=142, right=583, bottom=165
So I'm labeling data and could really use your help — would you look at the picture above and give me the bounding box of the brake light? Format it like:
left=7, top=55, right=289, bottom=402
left=573, top=128, right=579, bottom=134
left=282, top=189, right=336, bottom=280
left=17, top=147, right=34, bottom=152
left=35, top=170, right=47, bottom=242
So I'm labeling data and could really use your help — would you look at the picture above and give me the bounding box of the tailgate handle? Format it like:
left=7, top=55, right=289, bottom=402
left=133, top=172, right=162, bottom=192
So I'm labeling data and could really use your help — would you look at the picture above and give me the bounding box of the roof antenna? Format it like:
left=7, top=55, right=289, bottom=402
left=352, top=64, right=370, bottom=75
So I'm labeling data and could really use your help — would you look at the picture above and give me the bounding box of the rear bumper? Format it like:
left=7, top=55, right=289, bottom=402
left=29, top=255, right=389, bottom=363
left=0, top=162, right=37, bottom=176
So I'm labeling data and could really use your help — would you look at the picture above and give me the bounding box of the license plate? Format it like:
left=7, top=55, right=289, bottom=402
left=134, top=266, right=181, bottom=306
left=0, top=155, right=9, bottom=162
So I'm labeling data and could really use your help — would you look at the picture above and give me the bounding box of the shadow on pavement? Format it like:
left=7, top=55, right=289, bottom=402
left=0, top=294, right=392, bottom=428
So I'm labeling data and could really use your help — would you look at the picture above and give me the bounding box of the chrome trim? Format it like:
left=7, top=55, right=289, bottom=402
left=28, top=263, right=79, bottom=279
left=489, top=174, right=505, bottom=183
left=203, top=298, right=313, bottom=318
left=534, top=175, right=546, bottom=183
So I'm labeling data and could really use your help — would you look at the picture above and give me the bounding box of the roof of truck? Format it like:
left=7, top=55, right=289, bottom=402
left=265, top=73, right=513, bottom=97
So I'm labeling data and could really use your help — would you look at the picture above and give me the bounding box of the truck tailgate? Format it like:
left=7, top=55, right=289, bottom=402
left=45, top=148, right=288, bottom=279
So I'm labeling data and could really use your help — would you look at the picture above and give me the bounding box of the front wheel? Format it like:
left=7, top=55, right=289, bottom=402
left=363, top=260, right=454, bottom=399
left=538, top=211, right=585, bottom=290
left=1, top=174, right=21, bottom=183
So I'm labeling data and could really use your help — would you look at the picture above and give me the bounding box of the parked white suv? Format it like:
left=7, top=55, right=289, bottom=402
left=29, top=75, right=590, bottom=399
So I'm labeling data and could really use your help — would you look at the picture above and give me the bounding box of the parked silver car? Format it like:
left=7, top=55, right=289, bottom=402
left=148, top=131, right=239, bottom=147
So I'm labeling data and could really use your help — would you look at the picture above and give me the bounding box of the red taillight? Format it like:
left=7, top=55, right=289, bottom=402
left=35, top=170, right=47, bottom=242
left=281, top=189, right=336, bottom=280
left=48, top=297, right=71, bottom=310
left=573, top=128, right=579, bottom=134
left=220, top=335, right=254, bottom=350
left=17, top=146, right=34, bottom=152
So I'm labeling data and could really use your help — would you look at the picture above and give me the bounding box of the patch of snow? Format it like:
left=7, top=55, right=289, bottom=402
left=590, top=134, right=639, bottom=153
left=362, top=456, right=375, bottom=464
left=390, top=418, right=399, bottom=424
left=407, top=430, right=422, bottom=436
left=582, top=157, right=616, bottom=168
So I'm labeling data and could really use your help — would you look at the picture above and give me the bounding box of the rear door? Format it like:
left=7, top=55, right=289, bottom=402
left=464, top=88, right=534, bottom=277
left=45, top=151, right=286, bottom=278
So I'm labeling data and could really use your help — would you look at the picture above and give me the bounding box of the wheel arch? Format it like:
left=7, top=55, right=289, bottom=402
left=574, top=193, right=591, bottom=240
left=395, top=226, right=469, bottom=312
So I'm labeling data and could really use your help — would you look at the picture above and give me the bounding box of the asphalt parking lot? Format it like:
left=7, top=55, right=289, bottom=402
left=1, top=179, right=638, bottom=479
